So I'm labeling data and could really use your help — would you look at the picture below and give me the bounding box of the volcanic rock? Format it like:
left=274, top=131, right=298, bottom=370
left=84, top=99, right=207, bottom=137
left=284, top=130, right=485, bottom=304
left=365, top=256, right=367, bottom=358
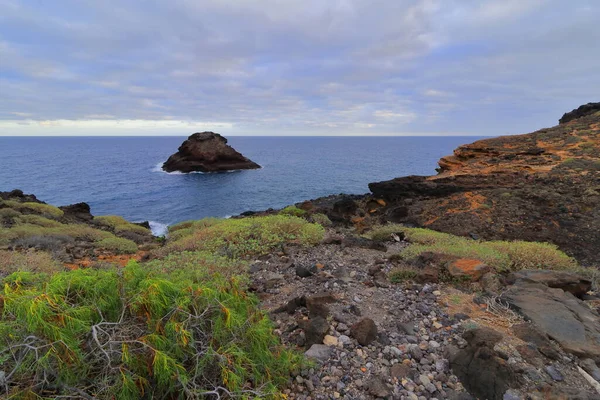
left=162, top=132, right=260, bottom=173
left=368, top=103, right=600, bottom=265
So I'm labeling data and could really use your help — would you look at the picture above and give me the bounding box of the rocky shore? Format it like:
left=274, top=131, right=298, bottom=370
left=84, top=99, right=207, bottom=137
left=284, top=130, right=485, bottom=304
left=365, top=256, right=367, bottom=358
left=1, top=103, right=599, bottom=399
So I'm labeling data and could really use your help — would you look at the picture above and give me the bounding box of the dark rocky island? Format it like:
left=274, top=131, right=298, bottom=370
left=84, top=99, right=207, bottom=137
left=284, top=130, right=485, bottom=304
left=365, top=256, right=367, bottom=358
left=162, top=131, right=261, bottom=173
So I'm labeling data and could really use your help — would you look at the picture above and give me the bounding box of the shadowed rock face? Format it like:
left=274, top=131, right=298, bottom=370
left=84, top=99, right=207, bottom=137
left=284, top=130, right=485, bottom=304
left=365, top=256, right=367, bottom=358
left=162, top=132, right=261, bottom=173
left=368, top=103, right=600, bottom=265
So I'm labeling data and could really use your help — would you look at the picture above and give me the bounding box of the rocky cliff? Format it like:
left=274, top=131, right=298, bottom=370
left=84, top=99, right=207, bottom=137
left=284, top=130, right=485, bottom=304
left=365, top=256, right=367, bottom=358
left=367, top=104, right=600, bottom=265
left=162, top=131, right=261, bottom=173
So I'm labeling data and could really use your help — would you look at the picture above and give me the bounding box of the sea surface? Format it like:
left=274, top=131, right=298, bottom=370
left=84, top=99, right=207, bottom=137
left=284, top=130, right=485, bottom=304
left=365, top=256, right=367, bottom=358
left=0, top=136, right=483, bottom=234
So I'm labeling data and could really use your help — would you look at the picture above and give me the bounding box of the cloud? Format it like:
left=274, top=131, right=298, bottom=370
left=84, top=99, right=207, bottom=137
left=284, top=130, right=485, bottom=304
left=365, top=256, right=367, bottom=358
left=0, top=0, right=599, bottom=136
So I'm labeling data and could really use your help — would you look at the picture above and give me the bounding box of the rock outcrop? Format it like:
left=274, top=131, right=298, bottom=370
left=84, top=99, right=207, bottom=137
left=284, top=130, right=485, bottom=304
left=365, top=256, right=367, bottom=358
left=367, top=103, right=600, bottom=265
left=162, top=132, right=260, bottom=173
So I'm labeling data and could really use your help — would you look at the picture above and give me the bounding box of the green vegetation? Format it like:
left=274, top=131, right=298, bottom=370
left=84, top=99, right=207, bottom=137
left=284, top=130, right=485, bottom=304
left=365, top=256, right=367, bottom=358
left=157, top=215, right=324, bottom=259
left=0, top=262, right=302, bottom=398
left=371, top=224, right=578, bottom=272
left=0, top=249, right=63, bottom=275
left=309, top=213, right=332, bottom=227
left=19, top=202, right=64, bottom=218
left=389, top=267, right=418, bottom=283
left=0, top=202, right=327, bottom=397
left=96, top=236, right=138, bottom=254
left=279, top=205, right=307, bottom=217
left=94, top=215, right=151, bottom=235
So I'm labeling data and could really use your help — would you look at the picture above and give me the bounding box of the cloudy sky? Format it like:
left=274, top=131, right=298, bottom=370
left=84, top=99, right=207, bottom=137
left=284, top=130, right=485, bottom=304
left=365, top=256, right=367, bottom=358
left=0, top=0, right=598, bottom=136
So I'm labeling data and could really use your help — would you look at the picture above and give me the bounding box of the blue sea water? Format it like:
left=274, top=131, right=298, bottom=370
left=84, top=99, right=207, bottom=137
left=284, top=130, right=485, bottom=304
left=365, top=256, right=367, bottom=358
left=0, top=136, right=482, bottom=234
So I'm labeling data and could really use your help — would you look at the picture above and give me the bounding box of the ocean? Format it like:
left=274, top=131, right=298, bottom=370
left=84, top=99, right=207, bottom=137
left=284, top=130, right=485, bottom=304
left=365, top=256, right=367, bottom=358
left=0, top=136, right=481, bottom=235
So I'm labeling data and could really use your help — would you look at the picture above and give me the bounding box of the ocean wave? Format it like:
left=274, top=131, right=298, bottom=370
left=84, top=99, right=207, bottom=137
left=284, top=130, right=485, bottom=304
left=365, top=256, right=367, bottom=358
left=151, top=162, right=245, bottom=175
left=148, top=221, right=169, bottom=236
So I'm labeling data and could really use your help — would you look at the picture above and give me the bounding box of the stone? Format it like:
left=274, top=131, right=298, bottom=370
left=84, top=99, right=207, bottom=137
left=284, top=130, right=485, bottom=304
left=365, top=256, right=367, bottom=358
left=305, top=344, right=332, bottom=362
left=449, top=328, right=520, bottom=400
left=447, top=259, right=490, bottom=282
left=511, top=323, right=560, bottom=360
left=544, top=365, right=564, bottom=381
left=390, top=363, right=410, bottom=379
left=323, top=335, right=338, bottom=347
left=509, top=269, right=592, bottom=298
left=350, top=318, right=378, bottom=346
left=162, top=132, right=261, bottom=173
left=338, top=335, right=352, bottom=346
left=305, top=317, right=329, bottom=348
left=502, top=281, right=600, bottom=361
left=306, top=293, right=336, bottom=319
left=367, top=377, right=391, bottom=398
left=580, top=358, right=600, bottom=382
left=296, top=264, right=317, bottom=278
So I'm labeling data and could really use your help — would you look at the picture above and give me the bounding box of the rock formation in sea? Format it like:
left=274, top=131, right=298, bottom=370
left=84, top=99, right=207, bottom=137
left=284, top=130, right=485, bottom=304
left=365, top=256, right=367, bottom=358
left=162, top=131, right=261, bottom=173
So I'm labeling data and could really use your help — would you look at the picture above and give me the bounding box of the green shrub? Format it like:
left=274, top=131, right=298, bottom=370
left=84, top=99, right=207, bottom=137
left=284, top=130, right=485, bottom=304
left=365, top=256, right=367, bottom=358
left=0, top=249, right=63, bottom=275
left=0, top=262, right=302, bottom=398
left=0, top=207, right=21, bottom=220
left=16, top=214, right=63, bottom=228
left=389, top=267, right=418, bottom=283
left=95, top=215, right=150, bottom=235
left=0, top=223, right=114, bottom=246
left=20, top=202, right=64, bottom=218
left=96, top=237, right=138, bottom=254
left=310, top=213, right=332, bottom=227
left=157, top=215, right=324, bottom=259
left=392, top=227, right=578, bottom=272
left=368, top=224, right=406, bottom=242
left=279, top=205, right=306, bottom=217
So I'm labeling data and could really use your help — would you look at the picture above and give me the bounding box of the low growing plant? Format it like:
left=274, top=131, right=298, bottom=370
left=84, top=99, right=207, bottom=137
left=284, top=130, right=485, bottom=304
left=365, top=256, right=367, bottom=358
left=96, top=236, right=138, bottom=254
left=0, top=262, right=302, bottom=398
left=279, top=205, right=306, bottom=217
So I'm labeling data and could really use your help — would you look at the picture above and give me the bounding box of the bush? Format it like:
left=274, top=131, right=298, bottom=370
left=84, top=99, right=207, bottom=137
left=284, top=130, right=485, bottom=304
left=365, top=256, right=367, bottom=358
left=389, top=267, right=418, bottom=283
left=0, top=207, right=21, bottom=220
left=368, top=224, right=406, bottom=242
left=13, top=234, right=74, bottom=252
left=310, top=213, right=332, bottom=227
left=0, top=223, right=114, bottom=246
left=0, top=262, right=302, bottom=398
left=19, top=202, right=64, bottom=218
left=94, top=215, right=151, bottom=235
left=391, top=227, right=578, bottom=272
left=0, top=249, right=63, bottom=275
left=96, top=237, right=138, bottom=254
left=16, top=214, right=63, bottom=228
left=279, top=205, right=306, bottom=217
left=157, top=215, right=324, bottom=259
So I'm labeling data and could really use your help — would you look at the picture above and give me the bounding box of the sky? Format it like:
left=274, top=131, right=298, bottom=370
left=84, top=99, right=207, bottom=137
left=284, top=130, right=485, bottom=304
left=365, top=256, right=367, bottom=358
left=0, top=0, right=599, bottom=136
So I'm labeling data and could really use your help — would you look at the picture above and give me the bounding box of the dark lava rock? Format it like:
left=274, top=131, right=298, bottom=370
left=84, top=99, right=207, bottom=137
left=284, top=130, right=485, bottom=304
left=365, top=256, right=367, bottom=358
left=544, top=365, right=564, bottom=381
left=367, top=376, right=391, bottom=398
left=58, top=202, right=93, bottom=223
left=341, top=236, right=387, bottom=252
left=449, top=327, right=520, bottom=400
left=502, top=281, right=600, bottom=361
left=366, top=104, right=600, bottom=266
left=304, top=316, right=329, bottom=348
left=350, top=318, right=378, bottom=346
left=559, top=102, right=600, bottom=124
left=162, top=132, right=260, bottom=173
left=512, top=323, right=560, bottom=360
left=296, top=264, right=317, bottom=278
left=580, top=358, right=600, bottom=382
left=509, top=269, right=592, bottom=298
left=305, top=293, right=336, bottom=318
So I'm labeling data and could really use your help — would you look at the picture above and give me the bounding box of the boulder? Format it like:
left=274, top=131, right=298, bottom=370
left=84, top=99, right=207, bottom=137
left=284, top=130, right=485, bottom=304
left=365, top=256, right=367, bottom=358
left=350, top=318, right=378, bottom=346
left=306, top=293, right=336, bottom=319
left=162, top=132, right=260, bottom=173
left=449, top=327, right=520, bottom=400
left=304, top=316, right=329, bottom=348
left=502, top=281, right=600, bottom=361
left=60, top=202, right=93, bottom=222
left=304, top=344, right=332, bottom=363
left=509, top=270, right=592, bottom=298
left=447, top=259, right=490, bottom=282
